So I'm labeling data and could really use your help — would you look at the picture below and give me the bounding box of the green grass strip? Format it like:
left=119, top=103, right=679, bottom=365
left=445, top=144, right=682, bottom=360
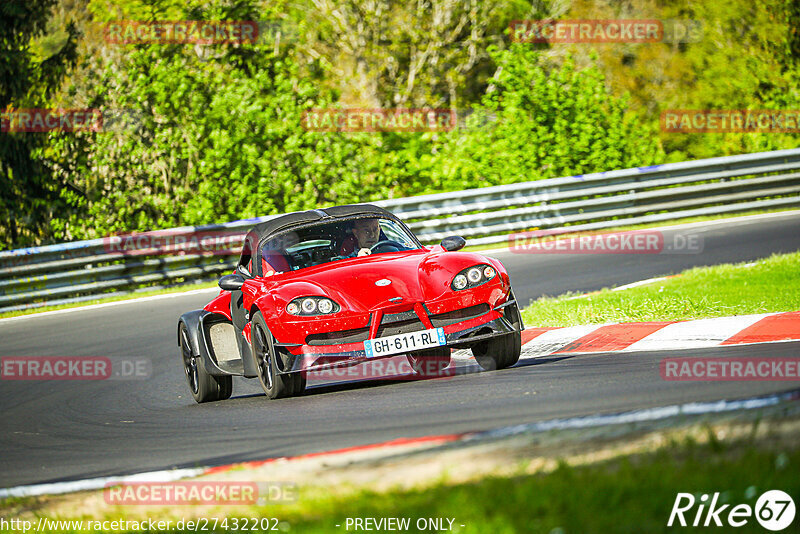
left=521, top=251, right=800, bottom=327
left=5, top=430, right=795, bottom=533
left=276, top=440, right=798, bottom=533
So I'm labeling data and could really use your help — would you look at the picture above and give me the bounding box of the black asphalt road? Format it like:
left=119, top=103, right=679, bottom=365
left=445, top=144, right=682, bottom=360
left=1, top=212, right=799, bottom=488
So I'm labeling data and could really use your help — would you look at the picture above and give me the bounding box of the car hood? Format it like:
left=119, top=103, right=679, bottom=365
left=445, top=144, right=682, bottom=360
left=269, top=249, right=488, bottom=312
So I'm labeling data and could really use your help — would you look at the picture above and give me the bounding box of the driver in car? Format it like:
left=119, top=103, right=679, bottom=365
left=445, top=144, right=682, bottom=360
left=342, top=218, right=381, bottom=257
left=352, top=218, right=381, bottom=257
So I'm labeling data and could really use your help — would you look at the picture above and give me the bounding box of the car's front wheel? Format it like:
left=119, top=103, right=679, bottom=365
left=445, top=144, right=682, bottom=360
left=180, top=323, right=232, bottom=403
left=471, top=331, right=521, bottom=371
left=291, top=372, right=307, bottom=396
left=250, top=311, right=298, bottom=399
left=473, top=290, right=523, bottom=371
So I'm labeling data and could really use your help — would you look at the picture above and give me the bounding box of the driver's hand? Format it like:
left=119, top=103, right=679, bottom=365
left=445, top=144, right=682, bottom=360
left=357, top=248, right=371, bottom=257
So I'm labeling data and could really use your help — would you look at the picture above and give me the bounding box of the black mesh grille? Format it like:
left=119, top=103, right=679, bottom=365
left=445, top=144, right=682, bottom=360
left=306, top=327, right=370, bottom=346
left=375, top=310, right=425, bottom=337
left=375, top=319, right=425, bottom=337
left=381, top=310, right=418, bottom=324
left=429, top=303, right=490, bottom=327
left=304, top=304, right=486, bottom=347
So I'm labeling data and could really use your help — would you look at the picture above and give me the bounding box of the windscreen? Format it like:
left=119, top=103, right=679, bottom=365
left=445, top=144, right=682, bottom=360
left=259, top=217, right=420, bottom=274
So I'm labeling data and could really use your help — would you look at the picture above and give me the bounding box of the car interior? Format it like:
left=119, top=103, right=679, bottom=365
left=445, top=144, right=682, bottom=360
left=259, top=219, right=409, bottom=275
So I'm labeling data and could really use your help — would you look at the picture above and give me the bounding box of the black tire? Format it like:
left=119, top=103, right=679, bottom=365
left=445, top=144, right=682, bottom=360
left=180, top=323, right=233, bottom=403
left=407, top=347, right=451, bottom=378
left=472, top=291, right=523, bottom=371
left=472, top=290, right=524, bottom=371
left=504, top=288, right=525, bottom=332
left=250, top=311, right=294, bottom=399
left=472, top=332, right=521, bottom=371
left=290, top=371, right=307, bottom=396
left=218, top=375, right=233, bottom=400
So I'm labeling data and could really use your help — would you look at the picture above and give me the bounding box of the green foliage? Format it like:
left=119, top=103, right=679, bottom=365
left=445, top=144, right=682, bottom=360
left=565, top=0, right=800, bottom=162
left=0, top=0, right=79, bottom=249
left=40, top=0, right=661, bottom=242
left=3, top=0, right=800, bottom=249
left=48, top=0, right=399, bottom=240
left=418, top=45, right=663, bottom=194
left=220, top=434, right=800, bottom=533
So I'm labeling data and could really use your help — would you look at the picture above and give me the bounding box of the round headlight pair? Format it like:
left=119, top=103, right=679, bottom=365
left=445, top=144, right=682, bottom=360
left=286, top=297, right=339, bottom=316
left=451, top=264, right=496, bottom=291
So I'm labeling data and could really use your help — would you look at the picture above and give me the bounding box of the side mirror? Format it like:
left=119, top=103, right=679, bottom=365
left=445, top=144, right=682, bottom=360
left=218, top=273, right=245, bottom=291
left=440, top=236, right=466, bottom=252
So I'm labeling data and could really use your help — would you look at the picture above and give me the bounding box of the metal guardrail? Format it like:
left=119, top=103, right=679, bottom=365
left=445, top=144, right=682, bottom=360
left=2, top=148, right=800, bottom=313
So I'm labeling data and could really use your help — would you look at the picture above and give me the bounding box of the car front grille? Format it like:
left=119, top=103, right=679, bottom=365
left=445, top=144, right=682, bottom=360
left=375, top=310, right=426, bottom=337
left=304, top=303, right=490, bottom=346
left=429, top=303, right=490, bottom=327
left=306, top=327, right=370, bottom=346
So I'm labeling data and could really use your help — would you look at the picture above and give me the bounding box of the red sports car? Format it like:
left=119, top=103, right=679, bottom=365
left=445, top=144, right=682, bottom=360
left=178, top=204, right=523, bottom=403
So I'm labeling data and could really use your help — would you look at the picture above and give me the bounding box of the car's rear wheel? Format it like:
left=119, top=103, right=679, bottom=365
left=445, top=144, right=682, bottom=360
left=251, top=312, right=295, bottom=399
left=407, top=347, right=451, bottom=378
left=180, top=323, right=232, bottom=403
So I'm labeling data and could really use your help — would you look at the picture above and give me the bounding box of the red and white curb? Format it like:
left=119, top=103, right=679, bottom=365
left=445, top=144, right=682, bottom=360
left=497, top=311, right=800, bottom=358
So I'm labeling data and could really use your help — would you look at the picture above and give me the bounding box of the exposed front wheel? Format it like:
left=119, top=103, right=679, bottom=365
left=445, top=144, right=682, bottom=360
left=407, top=347, right=451, bottom=378
left=251, top=312, right=296, bottom=399
left=472, top=331, right=521, bottom=371
left=180, top=323, right=233, bottom=403
left=289, top=372, right=307, bottom=396
left=473, top=289, right=524, bottom=371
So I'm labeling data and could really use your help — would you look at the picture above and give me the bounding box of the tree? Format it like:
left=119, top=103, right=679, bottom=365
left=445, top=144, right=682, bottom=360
left=0, top=0, right=78, bottom=249
left=416, top=45, right=663, bottom=194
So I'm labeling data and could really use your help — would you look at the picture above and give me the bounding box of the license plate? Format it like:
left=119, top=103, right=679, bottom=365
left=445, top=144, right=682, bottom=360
left=364, top=328, right=446, bottom=358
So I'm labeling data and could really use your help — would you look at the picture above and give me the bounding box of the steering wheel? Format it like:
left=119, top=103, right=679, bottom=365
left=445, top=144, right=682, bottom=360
left=370, top=240, right=406, bottom=254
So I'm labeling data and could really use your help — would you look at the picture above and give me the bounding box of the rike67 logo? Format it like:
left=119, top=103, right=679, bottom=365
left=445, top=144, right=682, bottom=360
left=668, top=490, right=796, bottom=530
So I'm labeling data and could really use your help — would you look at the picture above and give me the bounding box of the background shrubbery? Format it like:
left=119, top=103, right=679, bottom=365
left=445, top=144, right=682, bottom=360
left=1, top=0, right=799, bottom=249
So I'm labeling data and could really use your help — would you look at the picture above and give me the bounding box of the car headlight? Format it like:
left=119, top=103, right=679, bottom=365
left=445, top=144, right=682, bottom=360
left=451, top=264, right=496, bottom=291
left=302, top=298, right=317, bottom=314
left=318, top=299, right=333, bottom=314
left=286, top=296, right=340, bottom=316
left=453, top=274, right=468, bottom=290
